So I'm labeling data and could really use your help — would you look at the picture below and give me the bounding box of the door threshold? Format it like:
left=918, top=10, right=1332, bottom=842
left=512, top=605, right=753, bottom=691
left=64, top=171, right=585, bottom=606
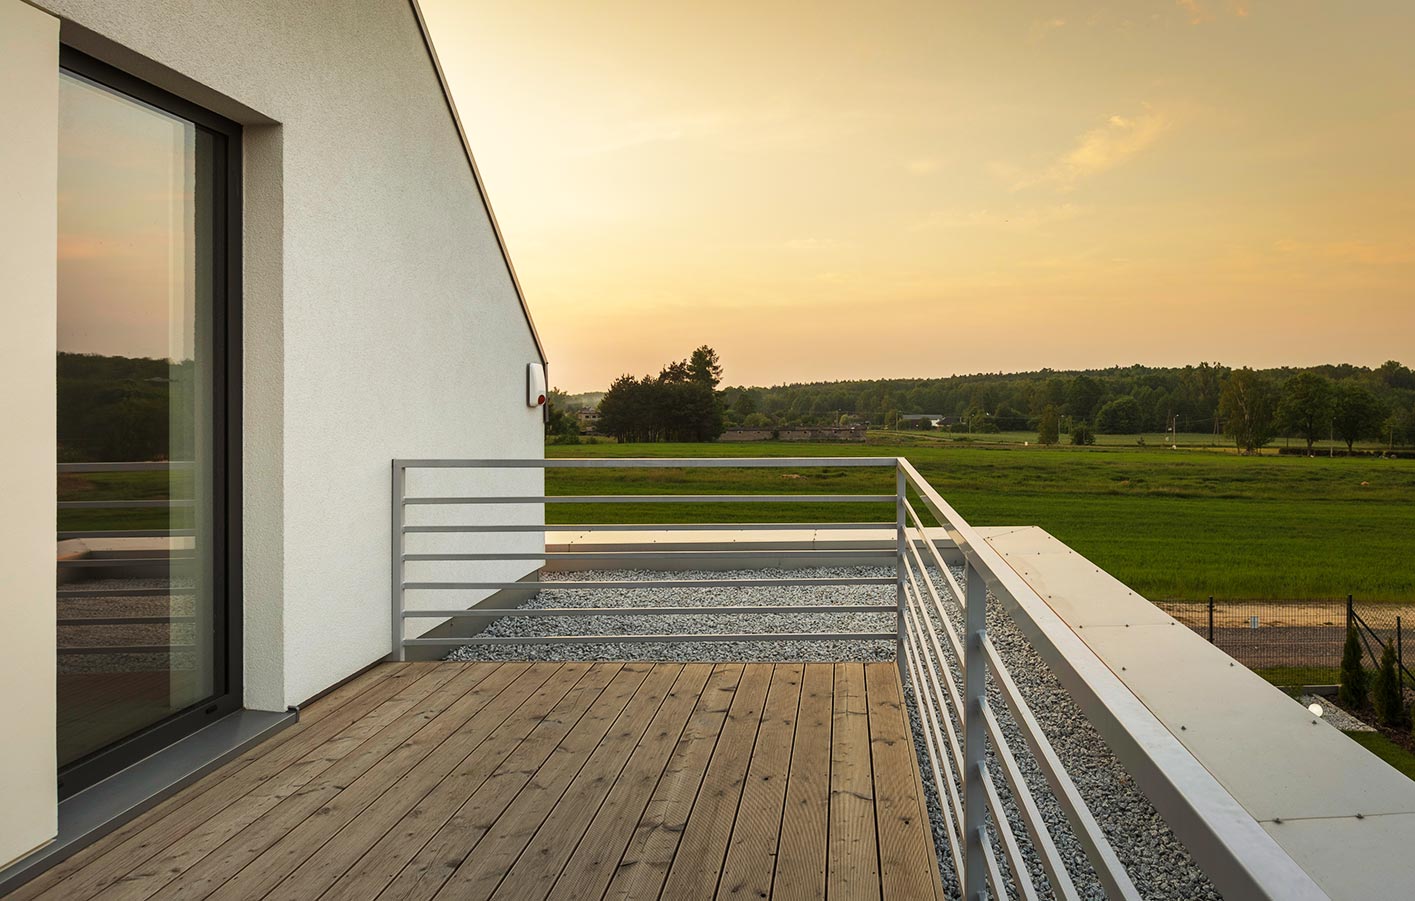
left=0, top=707, right=295, bottom=895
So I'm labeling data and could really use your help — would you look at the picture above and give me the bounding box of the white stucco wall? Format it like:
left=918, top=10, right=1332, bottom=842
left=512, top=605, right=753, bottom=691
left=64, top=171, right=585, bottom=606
left=32, top=0, right=546, bottom=709
left=0, top=0, right=60, bottom=867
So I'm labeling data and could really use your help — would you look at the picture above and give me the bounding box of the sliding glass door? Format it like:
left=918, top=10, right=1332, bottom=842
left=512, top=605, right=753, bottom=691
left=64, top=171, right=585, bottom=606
left=55, top=50, right=240, bottom=796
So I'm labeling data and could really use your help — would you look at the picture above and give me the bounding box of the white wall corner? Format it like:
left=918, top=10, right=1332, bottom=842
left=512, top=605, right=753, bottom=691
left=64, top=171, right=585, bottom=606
left=0, top=0, right=61, bottom=867
left=242, top=123, right=287, bottom=712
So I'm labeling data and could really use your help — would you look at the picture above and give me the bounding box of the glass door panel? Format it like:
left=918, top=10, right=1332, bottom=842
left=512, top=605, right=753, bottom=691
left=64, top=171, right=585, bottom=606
left=56, top=66, right=227, bottom=776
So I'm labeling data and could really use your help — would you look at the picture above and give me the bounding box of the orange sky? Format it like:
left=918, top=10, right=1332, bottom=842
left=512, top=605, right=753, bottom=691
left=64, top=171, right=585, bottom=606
left=421, top=0, right=1415, bottom=393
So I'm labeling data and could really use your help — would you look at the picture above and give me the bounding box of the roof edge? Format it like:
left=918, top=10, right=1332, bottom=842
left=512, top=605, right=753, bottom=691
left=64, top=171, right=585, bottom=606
left=407, top=0, right=548, bottom=365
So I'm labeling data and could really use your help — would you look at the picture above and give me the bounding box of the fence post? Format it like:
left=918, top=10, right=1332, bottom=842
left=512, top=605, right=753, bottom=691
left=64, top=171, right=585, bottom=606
left=1347, top=595, right=1353, bottom=637
left=895, top=464, right=907, bottom=681
left=1399, top=616, right=1405, bottom=692
left=964, top=562, right=987, bottom=901
left=390, top=461, right=406, bottom=662
left=1207, top=596, right=1214, bottom=643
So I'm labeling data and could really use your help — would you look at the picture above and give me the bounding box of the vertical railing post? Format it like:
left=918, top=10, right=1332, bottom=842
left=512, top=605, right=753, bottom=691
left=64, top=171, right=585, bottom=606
left=1399, top=616, right=1405, bottom=692
left=390, top=461, right=406, bottom=661
left=895, top=463, right=907, bottom=678
left=964, top=561, right=987, bottom=901
left=1207, top=596, right=1215, bottom=643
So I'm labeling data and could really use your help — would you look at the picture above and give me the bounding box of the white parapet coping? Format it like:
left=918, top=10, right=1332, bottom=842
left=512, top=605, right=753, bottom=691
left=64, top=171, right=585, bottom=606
left=542, top=526, right=963, bottom=570
left=982, top=525, right=1415, bottom=900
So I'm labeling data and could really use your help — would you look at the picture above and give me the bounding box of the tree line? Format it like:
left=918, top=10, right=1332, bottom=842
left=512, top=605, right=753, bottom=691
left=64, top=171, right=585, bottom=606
left=699, top=361, right=1413, bottom=451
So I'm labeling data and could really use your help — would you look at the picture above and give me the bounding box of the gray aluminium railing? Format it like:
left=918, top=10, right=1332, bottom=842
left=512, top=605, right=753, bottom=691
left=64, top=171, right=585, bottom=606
left=57, top=461, right=196, bottom=656
left=392, top=456, right=1325, bottom=901
left=391, top=457, right=901, bottom=656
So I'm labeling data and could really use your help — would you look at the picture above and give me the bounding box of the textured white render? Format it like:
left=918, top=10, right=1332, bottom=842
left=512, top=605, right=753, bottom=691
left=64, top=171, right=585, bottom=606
left=0, top=0, right=60, bottom=867
left=32, top=0, right=547, bottom=709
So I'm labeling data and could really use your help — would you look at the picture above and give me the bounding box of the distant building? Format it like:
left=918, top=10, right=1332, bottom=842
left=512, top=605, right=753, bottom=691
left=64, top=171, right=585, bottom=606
left=899, top=413, right=945, bottom=428
left=575, top=409, right=600, bottom=433
left=720, top=427, right=866, bottom=442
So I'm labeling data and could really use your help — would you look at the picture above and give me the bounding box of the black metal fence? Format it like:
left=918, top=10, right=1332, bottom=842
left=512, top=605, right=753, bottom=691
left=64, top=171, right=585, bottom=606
left=1153, top=597, right=1415, bottom=687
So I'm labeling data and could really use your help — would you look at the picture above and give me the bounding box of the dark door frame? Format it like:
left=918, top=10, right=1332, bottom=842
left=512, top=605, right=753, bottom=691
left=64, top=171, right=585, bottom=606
left=57, top=46, right=243, bottom=799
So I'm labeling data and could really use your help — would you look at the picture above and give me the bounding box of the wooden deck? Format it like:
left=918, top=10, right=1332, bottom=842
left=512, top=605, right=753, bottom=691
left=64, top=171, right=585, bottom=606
left=12, top=661, right=943, bottom=901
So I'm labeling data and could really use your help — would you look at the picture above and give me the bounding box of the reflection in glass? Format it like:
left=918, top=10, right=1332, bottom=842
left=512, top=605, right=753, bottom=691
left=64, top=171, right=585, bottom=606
left=56, top=71, right=219, bottom=769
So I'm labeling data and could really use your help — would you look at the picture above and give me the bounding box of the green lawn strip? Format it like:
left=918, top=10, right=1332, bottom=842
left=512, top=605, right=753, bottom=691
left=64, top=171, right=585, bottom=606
left=1344, top=730, right=1415, bottom=781
left=545, top=441, right=1415, bottom=602
left=1254, top=667, right=1341, bottom=688
left=58, top=469, right=189, bottom=533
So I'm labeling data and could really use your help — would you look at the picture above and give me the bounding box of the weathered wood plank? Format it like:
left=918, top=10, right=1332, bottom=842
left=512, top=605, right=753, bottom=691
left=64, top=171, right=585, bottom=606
left=715, top=662, right=803, bottom=900
left=658, top=663, right=773, bottom=901
left=259, top=663, right=597, bottom=900
left=377, top=663, right=653, bottom=901
left=431, top=664, right=684, bottom=901
left=534, top=663, right=713, bottom=901
left=601, top=663, right=742, bottom=901
left=866, top=662, right=943, bottom=901
left=18, top=660, right=939, bottom=901
left=17, top=662, right=437, bottom=901
left=143, top=663, right=525, bottom=901
left=314, top=663, right=622, bottom=901
left=771, top=662, right=834, bottom=901
left=199, top=663, right=554, bottom=901
left=92, top=663, right=469, bottom=901
left=829, top=662, right=880, bottom=901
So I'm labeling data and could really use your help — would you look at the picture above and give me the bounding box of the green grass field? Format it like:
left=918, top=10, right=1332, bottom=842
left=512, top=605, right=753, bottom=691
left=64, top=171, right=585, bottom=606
left=1346, top=731, right=1415, bottom=782
left=545, top=440, right=1415, bottom=602
left=58, top=438, right=1413, bottom=602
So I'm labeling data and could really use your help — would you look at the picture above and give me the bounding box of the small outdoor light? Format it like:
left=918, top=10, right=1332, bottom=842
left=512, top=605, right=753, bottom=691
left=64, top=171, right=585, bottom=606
left=1308, top=702, right=1324, bottom=717
left=527, top=362, right=547, bottom=408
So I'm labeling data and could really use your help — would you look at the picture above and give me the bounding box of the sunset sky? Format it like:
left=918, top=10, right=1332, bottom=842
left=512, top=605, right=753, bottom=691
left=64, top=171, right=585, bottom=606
left=421, top=0, right=1415, bottom=393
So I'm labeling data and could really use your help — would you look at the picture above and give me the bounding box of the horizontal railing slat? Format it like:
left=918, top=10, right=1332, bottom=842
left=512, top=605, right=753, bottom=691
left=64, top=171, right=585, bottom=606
left=402, top=549, right=896, bottom=562
left=402, top=522, right=895, bottom=533
left=403, top=577, right=896, bottom=590
left=403, top=494, right=896, bottom=505
left=403, top=631, right=896, bottom=646
left=403, top=603, right=895, bottom=618
left=395, top=457, right=898, bottom=469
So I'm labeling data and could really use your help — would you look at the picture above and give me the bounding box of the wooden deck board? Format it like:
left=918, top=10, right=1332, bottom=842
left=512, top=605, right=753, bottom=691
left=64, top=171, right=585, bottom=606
left=715, top=663, right=803, bottom=900
left=771, top=663, right=833, bottom=901
left=866, top=663, right=946, bottom=901
left=828, top=662, right=881, bottom=901
left=14, top=661, right=940, bottom=901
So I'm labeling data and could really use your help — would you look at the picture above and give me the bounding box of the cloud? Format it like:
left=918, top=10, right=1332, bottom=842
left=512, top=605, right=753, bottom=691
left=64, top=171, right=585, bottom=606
left=567, top=111, right=727, bottom=157
left=1176, top=0, right=1249, bottom=26
left=1028, top=17, right=1067, bottom=43
left=783, top=237, right=846, bottom=251
left=905, top=157, right=944, bottom=175
left=1002, top=107, right=1172, bottom=191
left=913, top=204, right=1088, bottom=231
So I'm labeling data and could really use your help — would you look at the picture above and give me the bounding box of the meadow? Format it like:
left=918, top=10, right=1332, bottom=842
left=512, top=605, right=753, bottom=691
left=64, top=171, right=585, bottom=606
left=57, top=437, right=1413, bottom=602
left=545, top=438, right=1415, bottom=603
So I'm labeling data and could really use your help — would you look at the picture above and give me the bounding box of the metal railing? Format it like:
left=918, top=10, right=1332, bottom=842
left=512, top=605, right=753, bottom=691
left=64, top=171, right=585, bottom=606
left=390, top=457, right=1324, bottom=901
left=57, top=461, right=196, bottom=656
left=391, top=457, right=900, bottom=655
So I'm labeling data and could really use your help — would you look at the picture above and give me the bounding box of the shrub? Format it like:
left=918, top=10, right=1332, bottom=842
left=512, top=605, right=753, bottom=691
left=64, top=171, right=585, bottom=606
left=1037, top=406, right=1060, bottom=446
left=1373, top=642, right=1405, bottom=727
left=1339, top=625, right=1368, bottom=709
left=1070, top=422, right=1095, bottom=445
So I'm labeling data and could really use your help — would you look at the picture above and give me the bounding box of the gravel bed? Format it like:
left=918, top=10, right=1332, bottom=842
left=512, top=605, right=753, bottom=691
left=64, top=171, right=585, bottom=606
left=444, top=565, right=1220, bottom=899
left=1299, top=694, right=1373, bottom=731
left=443, top=567, right=895, bottom=662
left=908, top=565, right=1220, bottom=900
